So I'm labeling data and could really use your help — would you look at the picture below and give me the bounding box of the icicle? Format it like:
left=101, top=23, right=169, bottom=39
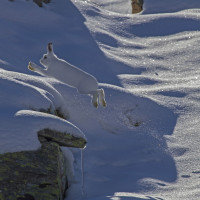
left=81, top=148, right=85, bottom=198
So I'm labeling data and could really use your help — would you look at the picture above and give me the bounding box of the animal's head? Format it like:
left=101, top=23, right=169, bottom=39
left=40, top=43, right=56, bottom=67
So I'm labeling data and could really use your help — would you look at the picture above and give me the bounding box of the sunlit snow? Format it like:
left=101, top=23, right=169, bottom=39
left=1, top=0, right=200, bottom=200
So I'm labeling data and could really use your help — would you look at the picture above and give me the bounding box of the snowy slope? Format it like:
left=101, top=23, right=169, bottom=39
left=67, top=1, right=200, bottom=199
left=1, top=0, right=200, bottom=200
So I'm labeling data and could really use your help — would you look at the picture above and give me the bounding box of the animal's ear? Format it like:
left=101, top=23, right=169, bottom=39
left=47, top=42, right=53, bottom=53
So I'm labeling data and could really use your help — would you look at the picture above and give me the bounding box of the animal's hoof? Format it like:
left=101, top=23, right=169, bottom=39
left=102, top=100, right=107, bottom=107
left=93, top=101, right=98, bottom=108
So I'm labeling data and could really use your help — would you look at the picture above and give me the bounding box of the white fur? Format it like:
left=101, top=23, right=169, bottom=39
left=28, top=43, right=106, bottom=108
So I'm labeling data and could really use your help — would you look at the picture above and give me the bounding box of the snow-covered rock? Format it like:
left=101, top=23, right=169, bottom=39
left=0, top=69, right=86, bottom=153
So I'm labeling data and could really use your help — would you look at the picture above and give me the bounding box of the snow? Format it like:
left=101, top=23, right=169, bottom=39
left=0, top=68, right=86, bottom=153
left=1, top=0, right=200, bottom=199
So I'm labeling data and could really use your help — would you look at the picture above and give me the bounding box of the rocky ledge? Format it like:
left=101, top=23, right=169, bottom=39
left=131, top=0, right=144, bottom=14
left=9, top=0, right=51, bottom=7
left=0, top=129, right=87, bottom=200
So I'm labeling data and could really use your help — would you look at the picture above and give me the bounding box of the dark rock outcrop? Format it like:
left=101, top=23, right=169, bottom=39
left=0, top=127, right=87, bottom=200
left=131, top=0, right=144, bottom=14
left=0, top=142, right=67, bottom=200
left=38, top=128, right=87, bottom=148
left=0, top=125, right=86, bottom=200
left=33, top=0, right=51, bottom=7
left=9, top=0, right=51, bottom=7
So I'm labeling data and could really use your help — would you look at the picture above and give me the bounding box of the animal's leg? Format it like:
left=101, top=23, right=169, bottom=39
left=28, top=62, right=47, bottom=76
left=98, top=89, right=107, bottom=107
left=92, top=91, right=99, bottom=108
left=28, top=62, right=36, bottom=72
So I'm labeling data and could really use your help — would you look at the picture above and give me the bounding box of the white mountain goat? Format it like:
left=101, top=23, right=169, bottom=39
left=28, top=43, right=106, bottom=108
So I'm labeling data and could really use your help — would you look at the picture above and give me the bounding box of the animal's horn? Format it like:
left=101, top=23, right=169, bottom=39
left=48, top=42, right=53, bottom=53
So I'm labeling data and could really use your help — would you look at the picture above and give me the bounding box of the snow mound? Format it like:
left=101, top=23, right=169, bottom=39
left=0, top=68, right=85, bottom=154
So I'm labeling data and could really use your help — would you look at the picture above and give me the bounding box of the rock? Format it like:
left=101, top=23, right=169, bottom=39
left=131, top=0, right=144, bottom=14
left=0, top=142, right=67, bottom=200
left=8, top=0, right=51, bottom=7
left=33, top=0, right=51, bottom=7
left=38, top=128, right=87, bottom=148
left=0, top=128, right=86, bottom=199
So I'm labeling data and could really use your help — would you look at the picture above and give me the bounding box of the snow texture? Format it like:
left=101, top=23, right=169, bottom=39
left=1, top=0, right=200, bottom=200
